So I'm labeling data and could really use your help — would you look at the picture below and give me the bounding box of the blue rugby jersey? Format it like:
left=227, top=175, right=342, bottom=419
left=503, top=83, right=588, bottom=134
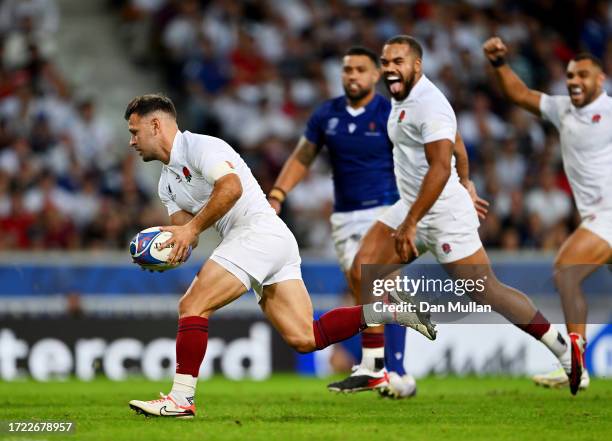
left=304, top=94, right=399, bottom=212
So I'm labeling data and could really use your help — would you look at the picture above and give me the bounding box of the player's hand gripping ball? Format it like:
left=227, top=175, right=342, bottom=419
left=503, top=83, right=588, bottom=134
left=129, top=227, right=192, bottom=272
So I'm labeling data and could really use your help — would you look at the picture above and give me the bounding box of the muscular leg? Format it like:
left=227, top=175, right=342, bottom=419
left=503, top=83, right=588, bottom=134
left=444, top=247, right=538, bottom=324
left=444, top=247, right=570, bottom=372
left=178, top=259, right=247, bottom=318
left=350, top=221, right=408, bottom=292
left=345, top=221, right=417, bottom=380
left=259, top=277, right=417, bottom=354
left=260, top=279, right=364, bottom=353
left=260, top=279, right=316, bottom=352
left=170, top=260, right=247, bottom=404
left=131, top=259, right=249, bottom=414
left=554, top=228, right=612, bottom=336
left=350, top=220, right=415, bottom=319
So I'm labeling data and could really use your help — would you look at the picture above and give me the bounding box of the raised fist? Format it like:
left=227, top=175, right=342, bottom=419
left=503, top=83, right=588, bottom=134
left=482, top=37, right=508, bottom=61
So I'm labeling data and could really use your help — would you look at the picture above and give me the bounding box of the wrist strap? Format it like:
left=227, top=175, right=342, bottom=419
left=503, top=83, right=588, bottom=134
left=268, top=187, right=286, bottom=203
left=489, top=56, right=506, bottom=68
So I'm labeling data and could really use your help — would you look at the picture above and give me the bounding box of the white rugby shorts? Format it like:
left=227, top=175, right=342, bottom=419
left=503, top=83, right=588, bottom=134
left=378, top=193, right=482, bottom=263
left=580, top=208, right=612, bottom=248
left=330, top=205, right=391, bottom=272
left=210, top=213, right=302, bottom=302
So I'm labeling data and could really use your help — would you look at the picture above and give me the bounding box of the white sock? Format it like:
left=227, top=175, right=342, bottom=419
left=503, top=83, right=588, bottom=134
left=540, top=327, right=571, bottom=372
left=170, top=373, right=197, bottom=406
left=362, top=347, right=385, bottom=371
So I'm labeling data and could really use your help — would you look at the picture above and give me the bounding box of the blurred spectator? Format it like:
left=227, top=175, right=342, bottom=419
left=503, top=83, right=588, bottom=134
left=495, top=137, right=527, bottom=191
left=458, top=92, right=507, bottom=152
left=525, top=167, right=572, bottom=229
left=0, top=5, right=167, bottom=251
left=5, top=0, right=612, bottom=252
left=68, top=97, right=116, bottom=171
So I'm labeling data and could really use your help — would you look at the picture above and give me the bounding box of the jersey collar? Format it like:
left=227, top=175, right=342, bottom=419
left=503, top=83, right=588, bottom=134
left=345, top=105, right=366, bottom=117
left=345, top=94, right=379, bottom=117
left=391, top=75, right=429, bottom=105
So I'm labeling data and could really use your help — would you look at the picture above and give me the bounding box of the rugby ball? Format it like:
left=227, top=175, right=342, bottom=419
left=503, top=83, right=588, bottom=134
left=129, top=227, right=191, bottom=271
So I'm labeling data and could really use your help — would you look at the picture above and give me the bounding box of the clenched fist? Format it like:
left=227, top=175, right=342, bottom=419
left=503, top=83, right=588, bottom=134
left=482, top=37, right=508, bottom=61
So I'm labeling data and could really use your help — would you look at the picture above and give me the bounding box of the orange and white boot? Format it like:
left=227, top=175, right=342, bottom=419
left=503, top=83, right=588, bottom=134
left=129, top=393, right=196, bottom=418
left=568, top=333, right=586, bottom=396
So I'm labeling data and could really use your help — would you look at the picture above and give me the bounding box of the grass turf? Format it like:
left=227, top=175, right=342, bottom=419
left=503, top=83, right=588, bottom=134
left=0, top=375, right=610, bottom=441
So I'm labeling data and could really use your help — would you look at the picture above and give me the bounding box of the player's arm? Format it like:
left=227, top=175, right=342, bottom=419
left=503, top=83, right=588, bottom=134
left=453, top=132, right=488, bottom=219
left=170, top=210, right=193, bottom=226
left=268, top=136, right=321, bottom=213
left=482, top=37, right=542, bottom=116
left=395, top=139, right=453, bottom=261
left=453, top=132, right=469, bottom=183
left=162, top=173, right=243, bottom=264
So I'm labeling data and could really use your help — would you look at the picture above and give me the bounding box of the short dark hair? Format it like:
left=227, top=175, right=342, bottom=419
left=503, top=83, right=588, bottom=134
left=124, top=94, right=177, bottom=120
left=344, top=46, right=380, bottom=67
left=384, top=35, right=423, bottom=59
left=572, top=52, right=603, bottom=70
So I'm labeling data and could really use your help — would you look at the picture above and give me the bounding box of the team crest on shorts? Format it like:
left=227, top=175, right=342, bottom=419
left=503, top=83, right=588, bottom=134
left=182, top=167, right=192, bottom=182
left=592, top=114, right=601, bottom=123
left=398, top=110, right=406, bottom=122
left=442, top=243, right=451, bottom=254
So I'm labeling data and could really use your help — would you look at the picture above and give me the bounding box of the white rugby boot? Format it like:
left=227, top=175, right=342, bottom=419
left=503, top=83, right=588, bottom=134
left=129, top=392, right=196, bottom=418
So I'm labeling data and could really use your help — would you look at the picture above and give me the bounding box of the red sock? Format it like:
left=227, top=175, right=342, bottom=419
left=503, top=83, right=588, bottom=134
left=176, top=316, right=208, bottom=377
left=313, top=306, right=365, bottom=350
left=362, top=332, right=384, bottom=348
left=517, top=310, right=550, bottom=339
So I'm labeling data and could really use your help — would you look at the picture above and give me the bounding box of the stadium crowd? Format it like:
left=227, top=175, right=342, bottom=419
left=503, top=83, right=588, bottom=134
left=2, top=0, right=612, bottom=252
left=0, top=0, right=167, bottom=250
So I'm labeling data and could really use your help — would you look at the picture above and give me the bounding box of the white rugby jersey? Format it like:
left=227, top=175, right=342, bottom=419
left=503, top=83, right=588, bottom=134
left=387, top=75, right=467, bottom=215
left=158, top=130, right=274, bottom=238
left=540, top=92, right=612, bottom=215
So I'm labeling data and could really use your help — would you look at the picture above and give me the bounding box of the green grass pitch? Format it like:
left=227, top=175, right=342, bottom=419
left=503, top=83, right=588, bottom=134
left=1, top=375, right=610, bottom=441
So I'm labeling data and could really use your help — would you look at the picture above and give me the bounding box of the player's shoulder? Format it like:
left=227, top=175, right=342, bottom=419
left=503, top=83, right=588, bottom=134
left=372, top=93, right=391, bottom=112
left=183, top=131, right=233, bottom=153
left=542, top=94, right=571, bottom=110
left=601, top=93, right=612, bottom=109
left=421, top=77, right=450, bottom=102
left=409, top=77, right=454, bottom=116
left=314, top=95, right=345, bottom=116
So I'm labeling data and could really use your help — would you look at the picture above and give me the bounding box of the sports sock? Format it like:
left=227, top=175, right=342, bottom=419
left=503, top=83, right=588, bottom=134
left=518, top=311, right=570, bottom=371
left=170, top=373, right=197, bottom=407
left=172, top=316, right=208, bottom=404
left=361, top=332, right=384, bottom=371
left=384, top=324, right=407, bottom=376
left=312, top=306, right=366, bottom=350
left=569, top=332, right=587, bottom=364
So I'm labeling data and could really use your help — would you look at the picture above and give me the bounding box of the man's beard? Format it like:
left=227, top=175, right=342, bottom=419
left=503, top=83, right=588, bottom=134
left=344, top=85, right=370, bottom=104
left=577, top=87, right=597, bottom=107
left=390, top=72, right=416, bottom=101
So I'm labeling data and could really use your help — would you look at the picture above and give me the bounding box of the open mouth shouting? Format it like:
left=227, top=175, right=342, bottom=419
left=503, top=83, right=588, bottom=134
left=568, top=86, right=584, bottom=103
left=385, top=74, right=403, bottom=95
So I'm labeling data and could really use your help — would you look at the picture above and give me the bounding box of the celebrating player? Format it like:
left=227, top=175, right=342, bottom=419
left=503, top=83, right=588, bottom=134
left=483, top=36, right=612, bottom=392
left=269, top=46, right=409, bottom=397
left=270, top=47, right=486, bottom=397
left=349, top=35, right=580, bottom=394
left=124, top=94, right=434, bottom=418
